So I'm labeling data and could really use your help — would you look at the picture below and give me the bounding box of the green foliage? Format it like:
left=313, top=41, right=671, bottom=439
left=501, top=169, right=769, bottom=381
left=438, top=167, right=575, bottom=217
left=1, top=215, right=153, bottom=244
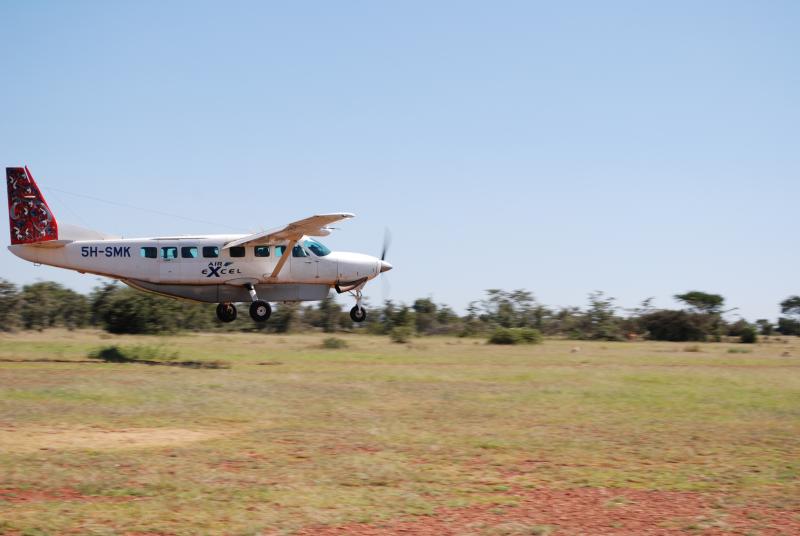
left=0, top=278, right=20, bottom=331
left=780, top=295, right=800, bottom=317
left=19, top=281, right=89, bottom=330
left=739, top=326, right=758, bottom=344
left=674, top=291, right=725, bottom=314
left=305, top=294, right=344, bottom=333
left=321, top=337, right=348, bottom=349
left=100, top=287, right=186, bottom=334
left=776, top=317, right=800, bottom=336
left=639, top=310, right=710, bottom=342
left=755, top=319, right=774, bottom=336
left=389, top=326, right=414, bottom=344
left=488, top=327, right=519, bottom=345
left=487, top=327, right=543, bottom=345
left=270, top=303, right=299, bottom=333
left=516, top=327, right=543, bottom=344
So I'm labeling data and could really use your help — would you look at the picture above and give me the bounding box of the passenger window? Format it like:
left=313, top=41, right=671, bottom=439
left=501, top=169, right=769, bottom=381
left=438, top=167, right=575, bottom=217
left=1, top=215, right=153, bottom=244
left=275, top=245, right=286, bottom=257
left=161, top=247, right=178, bottom=260
left=140, top=247, right=157, bottom=259
left=254, top=246, right=270, bottom=257
left=181, top=246, right=199, bottom=259
left=229, top=246, right=245, bottom=258
left=292, top=245, right=308, bottom=257
left=203, top=246, right=219, bottom=258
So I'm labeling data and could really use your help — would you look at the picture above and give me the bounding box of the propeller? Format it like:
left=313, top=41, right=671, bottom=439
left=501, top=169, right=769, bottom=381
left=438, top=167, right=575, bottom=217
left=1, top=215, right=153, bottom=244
left=379, top=227, right=392, bottom=302
left=380, top=227, right=392, bottom=262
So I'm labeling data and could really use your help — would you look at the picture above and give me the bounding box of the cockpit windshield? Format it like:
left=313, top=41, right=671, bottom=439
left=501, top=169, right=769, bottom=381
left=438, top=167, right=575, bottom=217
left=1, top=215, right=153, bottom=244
left=303, top=238, right=331, bottom=257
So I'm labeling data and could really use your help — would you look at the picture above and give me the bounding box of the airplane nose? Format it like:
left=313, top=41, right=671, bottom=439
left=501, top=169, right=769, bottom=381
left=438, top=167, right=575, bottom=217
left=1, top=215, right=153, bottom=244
left=380, top=260, right=393, bottom=273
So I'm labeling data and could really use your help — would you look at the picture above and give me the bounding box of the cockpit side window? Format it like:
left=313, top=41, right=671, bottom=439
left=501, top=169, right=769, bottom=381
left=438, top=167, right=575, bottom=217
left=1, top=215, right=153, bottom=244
left=303, top=239, right=331, bottom=257
left=292, top=245, right=308, bottom=257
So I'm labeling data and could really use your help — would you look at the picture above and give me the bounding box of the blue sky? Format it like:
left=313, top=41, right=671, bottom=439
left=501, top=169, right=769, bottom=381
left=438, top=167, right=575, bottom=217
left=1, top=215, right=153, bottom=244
left=1, top=1, right=798, bottom=320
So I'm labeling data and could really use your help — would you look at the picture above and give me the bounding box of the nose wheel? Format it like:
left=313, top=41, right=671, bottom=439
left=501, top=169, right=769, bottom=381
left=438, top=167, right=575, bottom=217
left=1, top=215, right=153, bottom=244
left=350, top=305, right=367, bottom=322
left=216, top=302, right=237, bottom=323
left=348, top=288, right=367, bottom=322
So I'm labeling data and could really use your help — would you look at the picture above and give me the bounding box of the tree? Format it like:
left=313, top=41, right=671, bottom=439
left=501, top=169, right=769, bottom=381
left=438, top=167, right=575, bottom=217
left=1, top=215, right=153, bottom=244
left=315, top=294, right=343, bottom=333
left=100, top=288, right=184, bottom=334
left=639, top=310, right=710, bottom=342
left=412, top=298, right=437, bottom=334
left=19, top=282, right=89, bottom=330
left=0, top=279, right=20, bottom=331
left=674, top=291, right=725, bottom=314
left=755, top=319, right=773, bottom=336
left=777, top=317, right=800, bottom=336
left=780, top=296, right=800, bottom=318
left=580, top=291, right=624, bottom=341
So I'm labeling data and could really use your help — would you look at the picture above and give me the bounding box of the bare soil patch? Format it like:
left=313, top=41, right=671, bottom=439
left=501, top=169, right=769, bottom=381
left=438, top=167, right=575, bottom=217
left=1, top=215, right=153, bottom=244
left=297, top=487, right=800, bottom=535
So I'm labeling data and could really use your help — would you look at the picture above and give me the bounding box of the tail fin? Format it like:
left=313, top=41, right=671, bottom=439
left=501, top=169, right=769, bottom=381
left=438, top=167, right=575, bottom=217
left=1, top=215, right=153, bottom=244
left=6, top=167, right=59, bottom=245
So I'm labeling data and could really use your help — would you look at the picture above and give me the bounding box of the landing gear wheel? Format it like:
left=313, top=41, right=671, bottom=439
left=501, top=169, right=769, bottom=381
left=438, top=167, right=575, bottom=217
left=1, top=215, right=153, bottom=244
left=350, top=305, right=367, bottom=323
left=249, top=300, right=271, bottom=322
left=216, top=303, right=237, bottom=323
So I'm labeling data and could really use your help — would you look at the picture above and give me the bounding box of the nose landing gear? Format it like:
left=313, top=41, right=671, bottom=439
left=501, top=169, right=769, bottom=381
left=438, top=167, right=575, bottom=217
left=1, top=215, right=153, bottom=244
left=350, top=305, right=367, bottom=322
left=349, top=288, right=367, bottom=323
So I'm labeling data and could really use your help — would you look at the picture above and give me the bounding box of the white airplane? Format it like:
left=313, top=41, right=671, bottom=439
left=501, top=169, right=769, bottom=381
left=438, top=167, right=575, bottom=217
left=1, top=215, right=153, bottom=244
left=6, top=166, right=392, bottom=323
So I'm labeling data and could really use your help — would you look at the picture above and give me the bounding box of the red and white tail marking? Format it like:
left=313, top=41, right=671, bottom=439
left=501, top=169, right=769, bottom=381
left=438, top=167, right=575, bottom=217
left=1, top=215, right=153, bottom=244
left=6, top=167, right=59, bottom=245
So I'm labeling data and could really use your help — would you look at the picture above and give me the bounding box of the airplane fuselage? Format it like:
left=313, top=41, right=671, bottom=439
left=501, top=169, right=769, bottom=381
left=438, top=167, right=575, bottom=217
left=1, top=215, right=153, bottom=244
left=9, top=235, right=382, bottom=303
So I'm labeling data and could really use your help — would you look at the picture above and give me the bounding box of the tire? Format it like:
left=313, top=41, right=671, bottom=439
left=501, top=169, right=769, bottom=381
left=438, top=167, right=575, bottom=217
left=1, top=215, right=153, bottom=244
left=249, top=300, right=271, bottom=322
left=216, top=303, right=237, bottom=323
left=350, top=305, right=367, bottom=323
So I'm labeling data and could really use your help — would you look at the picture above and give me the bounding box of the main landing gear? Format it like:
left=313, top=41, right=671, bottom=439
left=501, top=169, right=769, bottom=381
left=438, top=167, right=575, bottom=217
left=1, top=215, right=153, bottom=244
left=215, top=284, right=272, bottom=323
left=216, top=302, right=237, bottom=323
left=349, top=288, right=367, bottom=323
left=245, top=283, right=271, bottom=322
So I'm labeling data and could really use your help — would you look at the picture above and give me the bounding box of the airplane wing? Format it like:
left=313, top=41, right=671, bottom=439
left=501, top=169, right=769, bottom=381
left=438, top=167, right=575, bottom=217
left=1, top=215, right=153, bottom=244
left=222, top=213, right=354, bottom=249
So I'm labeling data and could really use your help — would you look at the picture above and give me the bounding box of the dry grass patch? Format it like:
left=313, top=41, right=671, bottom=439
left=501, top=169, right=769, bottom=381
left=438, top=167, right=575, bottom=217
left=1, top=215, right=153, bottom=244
left=0, top=425, right=227, bottom=452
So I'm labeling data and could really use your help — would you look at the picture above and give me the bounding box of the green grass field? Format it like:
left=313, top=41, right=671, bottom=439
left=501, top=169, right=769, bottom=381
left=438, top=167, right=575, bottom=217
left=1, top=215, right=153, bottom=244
left=1, top=330, right=798, bottom=535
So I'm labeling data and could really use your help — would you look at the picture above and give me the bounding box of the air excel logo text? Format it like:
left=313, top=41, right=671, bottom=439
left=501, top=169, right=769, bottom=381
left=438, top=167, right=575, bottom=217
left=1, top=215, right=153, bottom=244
left=202, top=261, right=242, bottom=278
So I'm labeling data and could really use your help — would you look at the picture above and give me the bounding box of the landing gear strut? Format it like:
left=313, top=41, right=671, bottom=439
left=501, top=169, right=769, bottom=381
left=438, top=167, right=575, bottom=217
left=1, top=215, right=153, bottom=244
left=349, top=289, right=367, bottom=323
left=246, top=283, right=271, bottom=322
left=216, top=302, right=237, bottom=323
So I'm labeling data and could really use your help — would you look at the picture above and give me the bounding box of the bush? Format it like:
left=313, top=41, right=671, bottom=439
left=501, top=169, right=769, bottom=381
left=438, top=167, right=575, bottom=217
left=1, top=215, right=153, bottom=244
left=321, top=337, right=348, bottom=349
left=739, top=326, right=758, bottom=344
left=639, top=310, right=710, bottom=342
left=488, top=327, right=543, bottom=345
left=389, top=326, right=414, bottom=344
left=488, top=328, right=519, bottom=345
left=516, top=327, right=543, bottom=344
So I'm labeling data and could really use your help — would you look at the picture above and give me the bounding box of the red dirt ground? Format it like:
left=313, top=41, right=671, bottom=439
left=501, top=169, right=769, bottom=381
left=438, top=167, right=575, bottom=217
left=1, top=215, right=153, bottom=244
left=295, top=487, right=800, bottom=535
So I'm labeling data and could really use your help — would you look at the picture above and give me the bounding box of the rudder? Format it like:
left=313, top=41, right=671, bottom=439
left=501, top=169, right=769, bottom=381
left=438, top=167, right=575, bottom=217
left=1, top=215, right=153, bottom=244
left=6, top=167, right=59, bottom=245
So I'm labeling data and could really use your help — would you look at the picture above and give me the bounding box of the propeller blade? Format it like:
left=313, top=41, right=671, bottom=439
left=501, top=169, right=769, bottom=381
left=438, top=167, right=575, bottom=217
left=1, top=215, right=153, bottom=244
left=380, top=227, right=392, bottom=261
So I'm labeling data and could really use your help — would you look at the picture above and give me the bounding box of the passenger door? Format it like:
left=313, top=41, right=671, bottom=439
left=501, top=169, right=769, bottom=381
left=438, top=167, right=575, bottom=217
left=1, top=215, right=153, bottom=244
left=159, top=245, right=180, bottom=282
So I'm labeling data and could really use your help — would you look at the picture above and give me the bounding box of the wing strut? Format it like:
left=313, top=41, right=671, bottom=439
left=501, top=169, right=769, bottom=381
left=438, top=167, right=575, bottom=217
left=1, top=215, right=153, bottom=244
left=268, top=239, right=297, bottom=280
